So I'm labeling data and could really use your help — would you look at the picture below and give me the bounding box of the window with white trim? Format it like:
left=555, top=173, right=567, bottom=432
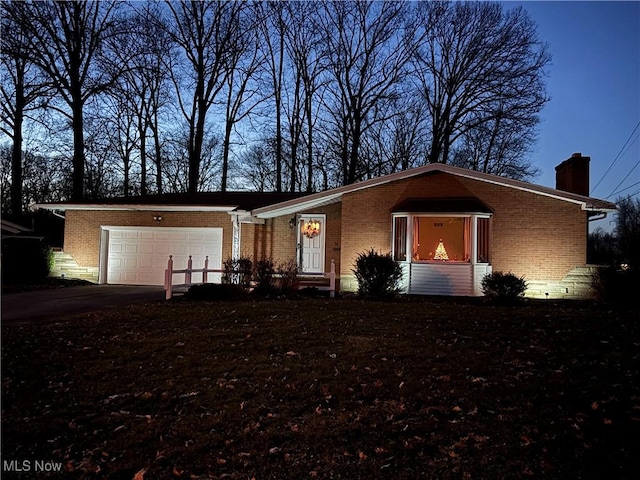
left=392, top=214, right=491, bottom=264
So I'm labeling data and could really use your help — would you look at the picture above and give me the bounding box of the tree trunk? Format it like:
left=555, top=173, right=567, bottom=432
left=221, top=114, right=232, bottom=193
left=138, top=116, right=147, bottom=196
left=306, top=95, right=313, bottom=192
left=71, top=97, right=86, bottom=201
left=10, top=78, right=24, bottom=214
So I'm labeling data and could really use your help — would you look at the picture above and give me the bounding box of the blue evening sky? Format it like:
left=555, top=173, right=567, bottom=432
left=509, top=1, right=640, bottom=229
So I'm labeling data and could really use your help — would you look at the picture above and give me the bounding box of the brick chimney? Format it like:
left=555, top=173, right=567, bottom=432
left=555, top=153, right=590, bottom=196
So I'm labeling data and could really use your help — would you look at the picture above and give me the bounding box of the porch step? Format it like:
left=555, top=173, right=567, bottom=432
left=50, top=252, right=98, bottom=283
left=297, top=276, right=331, bottom=290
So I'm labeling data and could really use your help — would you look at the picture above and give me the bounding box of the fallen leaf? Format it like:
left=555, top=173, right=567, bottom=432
left=133, top=468, right=146, bottom=480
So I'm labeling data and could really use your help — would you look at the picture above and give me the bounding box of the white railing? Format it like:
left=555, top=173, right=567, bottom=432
left=164, top=256, right=336, bottom=300
left=164, top=255, right=223, bottom=300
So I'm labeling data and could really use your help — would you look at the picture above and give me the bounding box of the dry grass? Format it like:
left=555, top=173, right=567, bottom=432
left=2, top=296, right=639, bottom=479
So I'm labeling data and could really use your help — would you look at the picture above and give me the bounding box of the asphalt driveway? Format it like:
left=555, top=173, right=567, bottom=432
left=1, top=285, right=165, bottom=326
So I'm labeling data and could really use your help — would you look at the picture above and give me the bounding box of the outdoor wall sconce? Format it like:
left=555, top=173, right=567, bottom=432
left=289, top=216, right=297, bottom=229
left=153, top=215, right=163, bottom=223
left=301, top=219, right=321, bottom=239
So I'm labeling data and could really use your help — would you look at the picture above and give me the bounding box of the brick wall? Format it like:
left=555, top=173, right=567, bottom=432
left=251, top=202, right=343, bottom=274
left=339, top=172, right=587, bottom=290
left=64, top=210, right=234, bottom=267
left=65, top=173, right=588, bottom=293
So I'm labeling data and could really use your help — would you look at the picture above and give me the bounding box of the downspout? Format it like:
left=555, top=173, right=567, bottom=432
left=588, top=212, right=608, bottom=222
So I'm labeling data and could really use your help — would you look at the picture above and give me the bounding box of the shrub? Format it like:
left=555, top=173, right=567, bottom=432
left=592, top=266, right=640, bottom=307
left=352, top=248, right=403, bottom=298
left=1, top=237, right=53, bottom=285
left=253, top=258, right=276, bottom=295
left=186, top=283, right=247, bottom=301
left=221, top=256, right=253, bottom=289
left=481, top=271, right=527, bottom=303
left=276, top=258, right=299, bottom=295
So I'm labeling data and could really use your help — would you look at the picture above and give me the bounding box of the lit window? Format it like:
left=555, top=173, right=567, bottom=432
left=392, top=214, right=491, bottom=264
left=412, top=217, right=471, bottom=262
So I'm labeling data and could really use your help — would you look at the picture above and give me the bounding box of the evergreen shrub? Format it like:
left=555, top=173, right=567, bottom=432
left=352, top=249, right=403, bottom=298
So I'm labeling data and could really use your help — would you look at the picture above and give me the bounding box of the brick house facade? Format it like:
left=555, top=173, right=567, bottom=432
left=38, top=156, right=615, bottom=298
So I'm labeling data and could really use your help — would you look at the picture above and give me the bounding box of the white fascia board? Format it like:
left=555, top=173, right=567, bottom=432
left=34, top=203, right=238, bottom=212
left=229, top=210, right=266, bottom=224
left=253, top=193, right=343, bottom=218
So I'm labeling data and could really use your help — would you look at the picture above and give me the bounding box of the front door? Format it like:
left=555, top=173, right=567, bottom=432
left=298, top=214, right=326, bottom=274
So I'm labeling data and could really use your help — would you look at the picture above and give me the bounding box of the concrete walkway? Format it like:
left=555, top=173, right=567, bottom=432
left=1, top=285, right=165, bottom=326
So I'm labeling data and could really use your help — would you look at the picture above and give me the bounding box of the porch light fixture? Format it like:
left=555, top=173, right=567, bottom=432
left=301, top=219, right=321, bottom=239
left=153, top=215, right=163, bottom=223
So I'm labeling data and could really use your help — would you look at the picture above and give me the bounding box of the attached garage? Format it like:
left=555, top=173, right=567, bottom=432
left=100, top=227, right=223, bottom=286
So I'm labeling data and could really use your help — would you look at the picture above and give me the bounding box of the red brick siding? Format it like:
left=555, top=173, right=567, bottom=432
left=254, top=202, right=343, bottom=273
left=64, top=210, right=234, bottom=267
left=340, top=173, right=586, bottom=282
left=456, top=177, right=587, bottom=281
left=65, top=174, right=587, bottom=287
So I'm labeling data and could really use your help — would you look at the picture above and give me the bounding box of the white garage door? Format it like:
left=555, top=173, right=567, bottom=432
left=104, top=227, right=223, bottom=286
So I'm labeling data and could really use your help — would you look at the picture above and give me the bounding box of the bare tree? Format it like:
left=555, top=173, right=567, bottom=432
left=450, top=111, right=540, bottom=181
left=1, top=1, right=55, bottom=213
left=318, top=1, right=414, bottom=185
left=413, top=1, right=550, bottom=169
left=282, top=1, right=326, bottom=192
left=3, top=0, right=122, bottom=201
left=615, top=196, right=640, bottom=270
left=121, top=3, right=175, bottom=195
left=161, top=0, right=243, bottom=194
left=255, top=2, right=287, bottom=192
left=219, top=7, right=266, bottom=192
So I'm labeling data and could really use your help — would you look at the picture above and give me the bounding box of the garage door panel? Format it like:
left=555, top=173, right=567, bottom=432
left=109, top=258, right=123, bottom=267
left=106, top=227, right=223, bottom=286
left=125, top=244, right=138, bottom=253
left=139, top=244, right=154, bottom=254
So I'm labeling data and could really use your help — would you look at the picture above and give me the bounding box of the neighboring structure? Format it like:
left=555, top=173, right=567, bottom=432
left=36, top=154, right=616, bottom=299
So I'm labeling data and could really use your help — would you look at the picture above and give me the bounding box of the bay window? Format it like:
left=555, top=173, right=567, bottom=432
left=392, top=214, right=491, bottom=264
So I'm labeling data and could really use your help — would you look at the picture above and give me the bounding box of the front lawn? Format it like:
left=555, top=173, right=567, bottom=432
left=2, top=297, right=639, bottom=479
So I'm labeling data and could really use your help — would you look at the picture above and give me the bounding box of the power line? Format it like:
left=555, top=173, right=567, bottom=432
left=608, top=180, right=640, bottom=199
left=607, top=158, right=640, bottom=199
left=592, top=120, right=640, bottom=193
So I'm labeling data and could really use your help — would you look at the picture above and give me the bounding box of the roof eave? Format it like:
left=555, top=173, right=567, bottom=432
left=34, top=203, right=239, bottom=212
